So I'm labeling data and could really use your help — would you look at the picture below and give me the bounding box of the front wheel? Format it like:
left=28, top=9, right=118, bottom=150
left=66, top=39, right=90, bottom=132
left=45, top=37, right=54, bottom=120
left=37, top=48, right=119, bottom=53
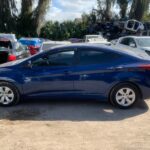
left=109, top=83, right=140, bottom=109
left=0, top=82, right=20, bottom=106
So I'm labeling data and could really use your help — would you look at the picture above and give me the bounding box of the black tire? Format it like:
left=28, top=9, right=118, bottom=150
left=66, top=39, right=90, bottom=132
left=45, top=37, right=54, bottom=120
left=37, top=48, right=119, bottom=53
left=0, top=82, right=20, bottom=106
left=109, top=83, right=140, bottom=109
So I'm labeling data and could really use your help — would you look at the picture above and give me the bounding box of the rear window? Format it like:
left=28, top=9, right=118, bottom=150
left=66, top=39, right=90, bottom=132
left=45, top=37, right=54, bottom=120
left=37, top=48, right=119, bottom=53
left=79, top=50, right=121, bottom=65
left=0, top=41, right=12, bottom=49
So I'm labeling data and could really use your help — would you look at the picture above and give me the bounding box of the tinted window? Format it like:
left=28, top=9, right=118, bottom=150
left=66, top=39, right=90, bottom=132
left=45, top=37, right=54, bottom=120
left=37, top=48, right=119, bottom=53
left=120, top=38, right=130, bottom=45
left=0, top=41, right=12, bottom=49
left=127, top=21, right=134, bottom=28
left=79, top=50, right=121, bottom=65
left=120, top=38, right=136, bottom=47
left=134, top=22, right=139, bottom=30
left=32, top=50, right=75, bottom=67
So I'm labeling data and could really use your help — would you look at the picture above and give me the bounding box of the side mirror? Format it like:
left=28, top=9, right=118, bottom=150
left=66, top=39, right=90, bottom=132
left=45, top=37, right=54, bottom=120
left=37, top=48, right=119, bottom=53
left=129, top=43, right=136, bottom=48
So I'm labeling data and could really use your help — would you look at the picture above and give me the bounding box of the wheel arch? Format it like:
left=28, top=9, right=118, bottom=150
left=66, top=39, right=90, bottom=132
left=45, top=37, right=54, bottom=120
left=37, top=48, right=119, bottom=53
left=0, top=79, right=23, bottom=95
left=109, top=81, right=143, bottom=100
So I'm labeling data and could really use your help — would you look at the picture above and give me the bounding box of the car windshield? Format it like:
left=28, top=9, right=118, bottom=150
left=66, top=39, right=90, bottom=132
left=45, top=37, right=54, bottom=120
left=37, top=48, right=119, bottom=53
left=137, top=38, right=150, bottom=47
left=13, top=42, right=26, bottom=52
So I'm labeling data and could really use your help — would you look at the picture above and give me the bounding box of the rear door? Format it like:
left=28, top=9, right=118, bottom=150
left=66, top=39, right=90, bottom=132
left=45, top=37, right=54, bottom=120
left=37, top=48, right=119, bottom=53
left=74, top=48, right=122, bottom=97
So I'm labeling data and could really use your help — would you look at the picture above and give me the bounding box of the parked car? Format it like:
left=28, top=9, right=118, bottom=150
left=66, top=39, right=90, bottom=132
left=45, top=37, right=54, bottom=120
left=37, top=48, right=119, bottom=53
left=19, top=38, right=42, bottom=55
left=0, top=37, right=30, bottom=63
left=69, top=38, right=84, bottom=43
left=85, top=35, right=110, bottom=45
left=40, top=41, right=71, bottom=51
left=0, top=47, right=11, bottom=64
left=1, top=44, right=150, bottom=108
left=0, top=33, right=17, bottom=42
left=115, top=36, right=150, bottom=56
left=111, top=45, right=150, bottom=59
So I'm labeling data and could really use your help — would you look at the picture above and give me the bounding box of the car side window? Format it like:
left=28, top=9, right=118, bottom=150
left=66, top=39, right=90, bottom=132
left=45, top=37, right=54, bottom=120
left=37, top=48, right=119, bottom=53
left=128, top=38, right=136, bottom=48
left=120, top=38, right=130, bottom=45
left=78, top=49, right=121, bottom=65
left=120, top=38, right=136, bottom=47
left=32, top=50, right=75, bottom=67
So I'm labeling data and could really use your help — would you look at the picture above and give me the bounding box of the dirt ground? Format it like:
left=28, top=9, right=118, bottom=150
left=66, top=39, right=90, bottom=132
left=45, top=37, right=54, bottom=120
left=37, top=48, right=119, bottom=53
left=0, top=98, right=150, bottom=150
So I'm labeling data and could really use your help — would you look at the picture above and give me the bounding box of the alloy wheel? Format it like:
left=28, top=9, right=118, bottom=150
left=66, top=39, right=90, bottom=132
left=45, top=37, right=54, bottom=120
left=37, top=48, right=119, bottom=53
left=115, top=88, right=136, bottom=107
left=0, top=86, right=14, bottom=105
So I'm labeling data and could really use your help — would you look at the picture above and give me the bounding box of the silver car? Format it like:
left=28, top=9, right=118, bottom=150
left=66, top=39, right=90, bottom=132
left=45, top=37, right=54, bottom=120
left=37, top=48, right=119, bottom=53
left=115, top=36, right=150, bottom=56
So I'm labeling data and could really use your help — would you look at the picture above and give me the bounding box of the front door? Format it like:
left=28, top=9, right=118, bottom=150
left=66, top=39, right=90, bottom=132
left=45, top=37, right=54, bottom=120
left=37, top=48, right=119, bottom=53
left=21, top=50, right=76, bottom=97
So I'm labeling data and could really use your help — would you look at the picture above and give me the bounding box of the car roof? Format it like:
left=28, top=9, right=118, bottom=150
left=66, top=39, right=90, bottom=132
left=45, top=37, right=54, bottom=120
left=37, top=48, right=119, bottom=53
left=0, top=37, right=10, bottom=42
left=42, top=41, right=71, bottom=45
left=49, top=43, right=149, bottom=60
left=120, top=36, right=150, bottom=39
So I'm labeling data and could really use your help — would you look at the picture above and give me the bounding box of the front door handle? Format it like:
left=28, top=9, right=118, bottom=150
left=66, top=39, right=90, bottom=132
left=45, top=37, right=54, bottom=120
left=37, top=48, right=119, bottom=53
left=81, top=74, right=88, bottom=78
left=109, top=66, right=123, bottom=70
left=64, top=70, right=71, bottom=75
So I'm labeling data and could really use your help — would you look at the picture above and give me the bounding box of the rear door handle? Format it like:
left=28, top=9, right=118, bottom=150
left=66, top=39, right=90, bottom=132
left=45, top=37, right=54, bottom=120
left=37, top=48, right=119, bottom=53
left=109, top=66, right=123, bottom=70
left=80, top=74, right=88, bottom=78
left=64, top=70, right=71, bottom=75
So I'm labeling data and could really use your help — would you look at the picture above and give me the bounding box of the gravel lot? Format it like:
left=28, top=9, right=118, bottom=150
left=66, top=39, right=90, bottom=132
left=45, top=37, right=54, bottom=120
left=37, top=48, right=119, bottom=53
left=0, top=98, right=150, bottom=150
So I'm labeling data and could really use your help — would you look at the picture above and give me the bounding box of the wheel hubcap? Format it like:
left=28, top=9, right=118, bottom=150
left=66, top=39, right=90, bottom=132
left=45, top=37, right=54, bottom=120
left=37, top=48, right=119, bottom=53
left=116, top=88, right=136, bottom=107
left=0, top=86, right=14, bottom=105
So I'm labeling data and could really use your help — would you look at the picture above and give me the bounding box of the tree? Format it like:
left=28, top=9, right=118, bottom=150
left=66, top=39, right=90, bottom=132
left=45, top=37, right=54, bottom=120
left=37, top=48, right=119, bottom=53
left=129, top=0, right=150, bottom=20
left=17, top=0, right=33, bottom=36
left=33, top=0, right=50, bottom=35
left=21, top=0, right=33, bottom=16
left=0, top=0, right=17, bottom=32
left=18, top=0, right=50, bottom=36
left=96, top=0, right=115, bottom=21
left=117, top=0, right=128, bottom=18
left=0, top=0, right=50, bottom=36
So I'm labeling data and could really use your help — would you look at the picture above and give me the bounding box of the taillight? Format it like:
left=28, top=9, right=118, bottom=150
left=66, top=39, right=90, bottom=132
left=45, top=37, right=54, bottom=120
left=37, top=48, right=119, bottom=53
left=8, top=55, right=16, bottom=61
left=139, top=64, right=150, bottom=70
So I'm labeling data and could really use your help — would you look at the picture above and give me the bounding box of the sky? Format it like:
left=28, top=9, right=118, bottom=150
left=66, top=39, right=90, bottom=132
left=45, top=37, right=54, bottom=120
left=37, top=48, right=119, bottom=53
left=16, top=0, right=97, bottom=22
left=46, top=0, right=97, bottom=22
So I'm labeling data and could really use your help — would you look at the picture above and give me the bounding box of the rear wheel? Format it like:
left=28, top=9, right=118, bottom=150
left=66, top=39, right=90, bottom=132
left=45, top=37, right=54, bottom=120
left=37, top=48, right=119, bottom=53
left=0, top=82, right=20, bottom=106
left=109, top=83, right=140, bottom=109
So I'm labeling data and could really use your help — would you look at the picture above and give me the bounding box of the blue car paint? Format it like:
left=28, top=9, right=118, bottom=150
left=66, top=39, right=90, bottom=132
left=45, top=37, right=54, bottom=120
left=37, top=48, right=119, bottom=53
left=0, top=44, right=150, bottom=101
left=18, top=38, right=42, bottom=47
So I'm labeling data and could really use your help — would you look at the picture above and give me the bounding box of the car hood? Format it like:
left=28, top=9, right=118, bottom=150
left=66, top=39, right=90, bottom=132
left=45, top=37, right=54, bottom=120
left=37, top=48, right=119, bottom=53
left=141, top=47, right=150, bottom=51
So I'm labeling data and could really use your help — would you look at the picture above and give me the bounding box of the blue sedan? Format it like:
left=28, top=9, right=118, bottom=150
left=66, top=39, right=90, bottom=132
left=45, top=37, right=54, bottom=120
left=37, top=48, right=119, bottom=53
left=0, top=44, right=150, bottom=108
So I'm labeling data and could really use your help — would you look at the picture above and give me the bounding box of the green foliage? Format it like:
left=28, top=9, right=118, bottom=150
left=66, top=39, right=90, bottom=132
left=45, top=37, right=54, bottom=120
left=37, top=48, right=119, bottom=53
left=129, top=0, right=150, bottom=20
left=40, top=20, right=87, bottom=40
left=0, top=0, right=150, bottom=39
left=40, top=11, right=99, bottom=40
left=143, top=13, right=150, bottom=22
